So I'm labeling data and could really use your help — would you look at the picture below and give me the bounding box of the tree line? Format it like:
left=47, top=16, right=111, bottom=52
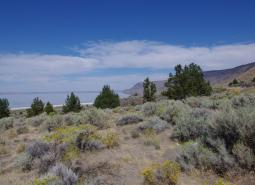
left=0, top=63, right=212, bottom=119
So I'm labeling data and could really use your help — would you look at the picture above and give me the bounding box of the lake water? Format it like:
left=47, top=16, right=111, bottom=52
left=0, top=91, right=129, bottom=109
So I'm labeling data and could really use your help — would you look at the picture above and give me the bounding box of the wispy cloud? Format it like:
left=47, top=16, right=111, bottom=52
left=1, top=40, right=255, bottom=91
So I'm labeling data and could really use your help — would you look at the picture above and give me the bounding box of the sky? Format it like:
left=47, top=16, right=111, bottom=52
left=1, top=0, right=255, bottom=92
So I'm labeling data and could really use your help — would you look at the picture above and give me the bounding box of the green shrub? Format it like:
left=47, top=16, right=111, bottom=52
left=138, top=116, right=169, bottom=133
left=0, top=117, right=14, bottom=131
left=31, top=175, right=60, bottom=185
left=28, top=114, right=48, bottom=127
left=102, top=131, right=119, bottom=148
left=15, top=153, right=32, bottom=172
left=42, top=115, right=63, bottom=132
left=62, top=92, right=82, bottom=113
left=176, top=141, right=216, bottom=171
left=94, top=85, right=120, bottom=109
left=27, top=97, right=44, bottom=117
left=143, top=130, right=160, bottom=150
left=212, top=109, right=241, bottom=151
left=159, top=100, right=191, bottom=125
left=142, top=102, right=156, bottom=116
left=214, top=178, right=236, bottom=185
left=142, top=160, right=180, bottom=185
left=232, top=143, right=255, bottom=169
left=26, top=141, right=51, bottom=159
left=44, top=102, right=55, bottom=115
left=63, top=113, right=82, bottom=125
left=49, top=163, right=78, bottom=185
left=171, top=108, right=212, bottom=142
left=0, top=98, right=10, bottom=119
left=82, top=108, right=109, bottom=128
left=75, top=127, right=105, bottom=152
left=16, top=126, right=29, bottom=135
left=117, top=115, right=143, bottom=126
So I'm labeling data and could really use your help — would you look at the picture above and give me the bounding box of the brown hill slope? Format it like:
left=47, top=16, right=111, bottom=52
left=124, top=62, right=255, bottom=95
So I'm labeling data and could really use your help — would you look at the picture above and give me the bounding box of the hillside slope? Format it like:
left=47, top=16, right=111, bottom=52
left=124, top=62, right=255, bottom=95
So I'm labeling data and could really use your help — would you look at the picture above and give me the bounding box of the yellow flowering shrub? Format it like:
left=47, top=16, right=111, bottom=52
left=214, top=178, right=236, bottom=185
left=102, top=131, right=119, bottom=148
left=142, top=160, right=180, bottom=185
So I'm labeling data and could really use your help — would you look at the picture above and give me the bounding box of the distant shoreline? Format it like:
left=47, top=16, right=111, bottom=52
left=11, top=102, right=93, bottom=111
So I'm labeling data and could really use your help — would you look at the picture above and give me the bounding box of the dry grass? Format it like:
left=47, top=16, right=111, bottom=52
left=0, top=104, right=253, bottom=185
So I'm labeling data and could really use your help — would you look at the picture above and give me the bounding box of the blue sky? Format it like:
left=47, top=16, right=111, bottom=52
left=1, top=0, right=255, bottom=92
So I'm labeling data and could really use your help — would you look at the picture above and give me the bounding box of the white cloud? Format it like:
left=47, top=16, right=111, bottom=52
left=1, top=40, right=255, bottom=91
left=75, top=41, right=255, bottom=70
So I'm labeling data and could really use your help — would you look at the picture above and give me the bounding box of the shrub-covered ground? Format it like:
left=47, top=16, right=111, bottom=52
left=0, top=92, right=255, bottom=185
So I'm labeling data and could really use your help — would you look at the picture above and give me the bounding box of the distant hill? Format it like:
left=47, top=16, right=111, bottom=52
left=124, top=62, right=255, bottom=95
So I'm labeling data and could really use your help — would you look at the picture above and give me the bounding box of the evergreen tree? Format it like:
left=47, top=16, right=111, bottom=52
left=232, top=78, right=238, bottom=84
left=143, top=77, right=157, bottom=102
left=27, top=97, right=44, bottom=117
left=44, top=102, right=54, bottom=115
left=162, top=63, right=212, bottom=99
left=62, top=92, right=82, bottom=113
left=94, top=85, right=120, bottom=109
left=0, top=98, right=10, bottom=119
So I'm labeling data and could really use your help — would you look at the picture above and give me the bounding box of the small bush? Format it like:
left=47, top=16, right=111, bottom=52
left=16, top=126, right=29, bottom=135
left=0, top=117, right=14, bottom=131
left=75, top=127, right=105, bottom=152
left=176, top=141, right=216, bottom=171
left=117, top=115, right=143, bottom=126
left=171, top=108, right=212, bottom=142
left=38, top=152, right=56, bottom=174
left=7, top=128, right=17, bottom=139
left=0, top=98, right=10, bottom=119
left=159, top=100, right=191, bottom=125
left=82, top=108, right=109, bottom=129
left=142, top=129, right=160, bottom=149
left=102, top=132, right=119, bottom=148
left=44, top=125, right=90, bottom=143
left=94, top=85, right=120, bottom=109
left=31, top=175, right=60, bottom=185
left=28, top=114, right=47, bottom=127
left=232, top=143, right=255, bottom=169
left=142, top=160, right=180, bottom=185
left=43, top=115, right=63, bottom=132
left=142, top=102, right=156, bottom=116
left=212, top=109, right=241, bottom=151
left=15, top=153, right=32, bottom=172
left=63, top=113, right=82, bottom=126
left=214, top=178, right=235, bottom=185
left=130, top=129, right=140, bottom=138
left=0, top=144, right=8, bottom=155
left=16, top=143, right=26, bottom=153
left=26, top=141, right=51, bottom=159
left=138, top=117, right=169, bottom=133
left=50, top=163, right=78, bottom=185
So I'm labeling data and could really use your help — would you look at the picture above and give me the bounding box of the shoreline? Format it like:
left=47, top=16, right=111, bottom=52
left=10, top=102, right=93, bottom=111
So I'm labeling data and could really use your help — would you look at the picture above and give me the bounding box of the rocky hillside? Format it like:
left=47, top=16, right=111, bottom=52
left=124, top=62, right=255, bottom=95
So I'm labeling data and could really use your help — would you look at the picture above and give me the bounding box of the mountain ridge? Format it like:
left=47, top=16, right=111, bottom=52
left=124, top=62, right=255, bottom=95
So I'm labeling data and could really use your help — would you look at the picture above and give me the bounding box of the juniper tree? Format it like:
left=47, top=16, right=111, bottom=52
left=143, top=77, right=157, bottom=102
left=162, top=63, right=212, bottom=99
left=94, top=85, right=120, bottom=109
left=44, top=102, right=54, bottom=115
left=0, top=98, right=10, bottom=119
left=62, top=92, right=82, bottom=113
left=26, top=97, right=44, bottom=117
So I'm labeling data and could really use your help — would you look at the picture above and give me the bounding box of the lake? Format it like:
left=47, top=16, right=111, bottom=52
left=0, top=91, right=129, bottom=109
